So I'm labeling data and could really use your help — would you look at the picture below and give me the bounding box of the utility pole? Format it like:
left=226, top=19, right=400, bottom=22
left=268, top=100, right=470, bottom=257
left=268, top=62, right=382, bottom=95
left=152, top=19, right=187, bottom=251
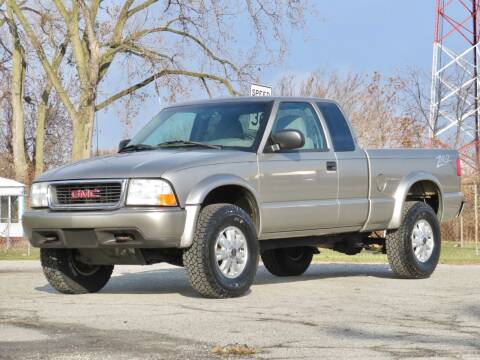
left=474, top=0, right=480, bottom=168
left=475, top=183, right=479, bottom=255
left=460, top=214, right=464, bottom=248
left=471, top=2, right=479, bottom=256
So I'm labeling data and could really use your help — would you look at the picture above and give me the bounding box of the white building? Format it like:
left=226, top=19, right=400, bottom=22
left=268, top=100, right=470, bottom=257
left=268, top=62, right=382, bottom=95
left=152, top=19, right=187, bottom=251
left=0, top=177, right=26, bottom=238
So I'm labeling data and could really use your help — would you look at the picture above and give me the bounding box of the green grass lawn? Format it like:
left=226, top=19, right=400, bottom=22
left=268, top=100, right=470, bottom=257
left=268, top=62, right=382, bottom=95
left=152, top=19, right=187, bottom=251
left=314, top=242, right=480, bottom=265
left=0, top=242, right=479, bottom=264
left=0, top=248, right=39, bottom=260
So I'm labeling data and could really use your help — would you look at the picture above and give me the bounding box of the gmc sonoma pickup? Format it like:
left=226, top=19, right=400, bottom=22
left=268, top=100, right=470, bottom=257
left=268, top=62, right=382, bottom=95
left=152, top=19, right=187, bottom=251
left=23, top=97, right=464, bottom=298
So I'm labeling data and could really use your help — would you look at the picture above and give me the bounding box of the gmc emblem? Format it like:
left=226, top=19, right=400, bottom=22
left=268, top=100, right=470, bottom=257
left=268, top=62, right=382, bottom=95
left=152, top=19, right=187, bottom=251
left=70, top=189, right=101, bottom=199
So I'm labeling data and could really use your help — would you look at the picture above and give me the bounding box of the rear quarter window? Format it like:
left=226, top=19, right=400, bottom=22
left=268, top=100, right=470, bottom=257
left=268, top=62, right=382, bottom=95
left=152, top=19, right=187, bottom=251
left=316, top=102, right=355, bottom=152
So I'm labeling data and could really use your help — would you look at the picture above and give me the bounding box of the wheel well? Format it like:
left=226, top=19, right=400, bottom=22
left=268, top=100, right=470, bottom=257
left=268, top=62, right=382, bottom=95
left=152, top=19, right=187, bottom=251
left=202, top=185, right=260, bottom=231
left=406, top=180, right=441, bottom=215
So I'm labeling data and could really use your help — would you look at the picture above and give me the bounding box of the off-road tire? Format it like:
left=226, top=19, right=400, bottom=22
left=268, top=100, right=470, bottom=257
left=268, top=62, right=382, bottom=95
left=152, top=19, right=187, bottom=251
left=386, top=201, right=441, bottom=279
left=41, top=248, right=113, bottom=294
left=183, top=204, right=259, bottom=298
left=261, top=247, right=314, bottom=276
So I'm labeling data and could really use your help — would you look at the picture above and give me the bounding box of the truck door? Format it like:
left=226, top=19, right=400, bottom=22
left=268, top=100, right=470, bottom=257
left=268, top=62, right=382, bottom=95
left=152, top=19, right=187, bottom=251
left=315, top=101, right=369, bottom=229
left=258, top=101, right=339, bottom=233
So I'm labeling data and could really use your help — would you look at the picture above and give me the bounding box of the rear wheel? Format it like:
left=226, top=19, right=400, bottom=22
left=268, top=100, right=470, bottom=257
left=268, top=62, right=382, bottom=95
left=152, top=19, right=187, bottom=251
left=386, top=201, right=441, bottom=279
left=41, top=248, right=113, bottom=294
left=261, top=246, right=314, bottom=276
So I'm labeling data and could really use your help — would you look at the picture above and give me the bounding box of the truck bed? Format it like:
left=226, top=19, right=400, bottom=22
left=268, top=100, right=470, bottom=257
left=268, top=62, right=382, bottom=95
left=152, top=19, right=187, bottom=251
left=362, top=148, right=462, bottom=231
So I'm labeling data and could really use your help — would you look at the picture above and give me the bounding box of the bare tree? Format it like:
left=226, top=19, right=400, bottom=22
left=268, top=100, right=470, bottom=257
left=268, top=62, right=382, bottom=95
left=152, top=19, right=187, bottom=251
left=9, top=0, right=307, bottom=160
left=3, top=1, right=28, bottom=183
left=277, top=70, right=427, bottom=148
left=0, top=1, right=72, bottom=180
left=278, top=71, right=426, bottom=147
left=0, top=68, right=14, bottom=179
left=402, top=68, right=473, bottom=148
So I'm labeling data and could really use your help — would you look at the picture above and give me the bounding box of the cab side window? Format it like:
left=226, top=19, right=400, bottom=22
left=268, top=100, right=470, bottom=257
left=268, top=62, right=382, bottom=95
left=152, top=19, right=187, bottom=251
left=316, top=102, right=355, bottom=152
left=272, top=102, right=327, bottom=151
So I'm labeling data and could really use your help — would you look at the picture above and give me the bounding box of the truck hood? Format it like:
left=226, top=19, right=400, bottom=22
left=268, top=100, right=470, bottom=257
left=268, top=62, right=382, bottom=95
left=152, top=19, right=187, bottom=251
left=35, top=149, right=255, bottom=182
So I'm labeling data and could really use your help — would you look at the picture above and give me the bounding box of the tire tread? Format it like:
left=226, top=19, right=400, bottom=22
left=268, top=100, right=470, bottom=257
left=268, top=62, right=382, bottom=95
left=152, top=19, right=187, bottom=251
left=183, top=204, right=258, bottom=298
left=261, top=247, right=313, bottom=277
left=386, top=201, right=440, bottom=279
left=41, top=248, right=113, bottom=294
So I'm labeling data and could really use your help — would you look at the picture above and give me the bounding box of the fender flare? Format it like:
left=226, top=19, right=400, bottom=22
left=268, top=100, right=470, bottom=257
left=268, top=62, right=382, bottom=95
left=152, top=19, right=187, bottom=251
left=387, top=171, right=444, bottom=229
left=185, top=174, right=260, bottom=206
left=180, top=174, right=262, bottom=248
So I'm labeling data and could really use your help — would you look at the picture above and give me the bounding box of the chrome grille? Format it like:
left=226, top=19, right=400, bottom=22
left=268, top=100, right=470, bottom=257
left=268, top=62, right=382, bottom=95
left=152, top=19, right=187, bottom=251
left=50, top=180, right=125, bottom=209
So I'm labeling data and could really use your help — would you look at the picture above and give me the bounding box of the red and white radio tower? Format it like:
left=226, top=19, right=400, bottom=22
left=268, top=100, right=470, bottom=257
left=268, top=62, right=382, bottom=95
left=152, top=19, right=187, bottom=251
left=430, top=0, right=480, bottom=171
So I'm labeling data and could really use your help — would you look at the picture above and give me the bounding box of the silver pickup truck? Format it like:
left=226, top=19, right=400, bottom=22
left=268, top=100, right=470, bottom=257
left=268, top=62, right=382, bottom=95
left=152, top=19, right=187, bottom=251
left=23, top=97, right=464, bottom=298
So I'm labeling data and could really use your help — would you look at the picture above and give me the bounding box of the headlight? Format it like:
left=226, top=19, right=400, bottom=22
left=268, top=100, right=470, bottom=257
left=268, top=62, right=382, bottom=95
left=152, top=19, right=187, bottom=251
left=30, top=182, right=49, bottom=208
left=126, top=179, right=177, bottom=206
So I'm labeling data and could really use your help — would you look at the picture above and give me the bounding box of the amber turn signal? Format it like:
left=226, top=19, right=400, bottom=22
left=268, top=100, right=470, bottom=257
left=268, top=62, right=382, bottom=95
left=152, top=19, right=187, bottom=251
left=159, top=193, right=177, bottom=206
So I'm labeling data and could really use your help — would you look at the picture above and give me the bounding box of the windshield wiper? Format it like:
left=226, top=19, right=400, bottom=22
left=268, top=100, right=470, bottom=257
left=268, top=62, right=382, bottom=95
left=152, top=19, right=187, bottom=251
left=119, top=143, right=155, bottom=153
left=156, top=140, right=221, bottom=149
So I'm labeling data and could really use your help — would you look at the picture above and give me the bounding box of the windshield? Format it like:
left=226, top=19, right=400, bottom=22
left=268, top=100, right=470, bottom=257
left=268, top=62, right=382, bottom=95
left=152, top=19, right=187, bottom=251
left=128, top=101, right=274, bottom=151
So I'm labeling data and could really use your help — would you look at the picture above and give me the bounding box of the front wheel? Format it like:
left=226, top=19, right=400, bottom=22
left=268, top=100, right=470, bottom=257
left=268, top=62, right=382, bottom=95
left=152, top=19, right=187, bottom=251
left=386, top=201, right=441, bottom=279
left=261, top=247, right=314, bottom=276
left=41, top=248, right=113, bottom=294
left=183, top=204, right=259, bottom=298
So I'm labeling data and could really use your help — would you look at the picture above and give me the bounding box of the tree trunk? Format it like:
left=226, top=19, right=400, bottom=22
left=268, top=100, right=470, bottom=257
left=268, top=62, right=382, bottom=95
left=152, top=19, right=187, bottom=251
left=70, top=51, right=99, bottom=161
left=34, top=89, right=50, bottom=176
left=71, top=102, right=95, bottom=160
left=7, top=5, right=28, bottom=183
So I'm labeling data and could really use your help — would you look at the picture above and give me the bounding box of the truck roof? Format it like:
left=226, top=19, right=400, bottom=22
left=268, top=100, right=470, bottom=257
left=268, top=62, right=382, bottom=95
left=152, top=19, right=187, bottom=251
left=165, top=96, right=337, bottom=108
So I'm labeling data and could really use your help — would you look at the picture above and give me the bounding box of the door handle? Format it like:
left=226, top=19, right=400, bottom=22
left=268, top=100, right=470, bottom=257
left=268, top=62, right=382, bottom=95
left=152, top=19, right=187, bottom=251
left=326, top=161, right=337, bottom=172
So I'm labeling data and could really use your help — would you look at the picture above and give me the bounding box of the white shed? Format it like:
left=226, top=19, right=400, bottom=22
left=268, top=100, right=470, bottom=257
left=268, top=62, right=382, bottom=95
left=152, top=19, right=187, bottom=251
left=0, top=177, right=26, bottom=238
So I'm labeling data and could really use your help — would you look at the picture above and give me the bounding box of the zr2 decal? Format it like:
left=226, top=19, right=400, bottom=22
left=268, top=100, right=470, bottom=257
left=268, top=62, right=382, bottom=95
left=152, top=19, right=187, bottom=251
left=436, top=154, right=452, bottom=168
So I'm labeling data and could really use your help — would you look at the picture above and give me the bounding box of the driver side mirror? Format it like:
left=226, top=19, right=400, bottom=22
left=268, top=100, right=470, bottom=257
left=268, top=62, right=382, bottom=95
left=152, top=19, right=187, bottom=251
left=118, top=139, right=131, bottom=153
left=270, top=130, right=304, bottom=151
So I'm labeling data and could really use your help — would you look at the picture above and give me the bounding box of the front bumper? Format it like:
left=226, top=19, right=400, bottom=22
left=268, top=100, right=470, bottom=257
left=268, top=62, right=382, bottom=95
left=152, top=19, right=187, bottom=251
left=22, top=208, right=186, bottom=249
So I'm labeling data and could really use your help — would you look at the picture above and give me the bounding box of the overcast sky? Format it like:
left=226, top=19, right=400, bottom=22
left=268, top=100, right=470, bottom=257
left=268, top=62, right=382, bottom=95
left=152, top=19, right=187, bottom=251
left=95, top=0, right=435, bottom=150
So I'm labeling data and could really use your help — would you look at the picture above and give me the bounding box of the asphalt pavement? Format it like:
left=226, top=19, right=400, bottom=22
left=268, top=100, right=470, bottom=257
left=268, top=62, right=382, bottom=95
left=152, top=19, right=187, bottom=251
left=1, top=261, right=479, bottom=359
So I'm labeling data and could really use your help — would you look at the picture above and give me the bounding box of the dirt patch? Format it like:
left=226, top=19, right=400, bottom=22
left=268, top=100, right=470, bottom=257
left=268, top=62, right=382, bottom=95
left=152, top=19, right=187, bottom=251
left=212, top=344, right=260, bottom=357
